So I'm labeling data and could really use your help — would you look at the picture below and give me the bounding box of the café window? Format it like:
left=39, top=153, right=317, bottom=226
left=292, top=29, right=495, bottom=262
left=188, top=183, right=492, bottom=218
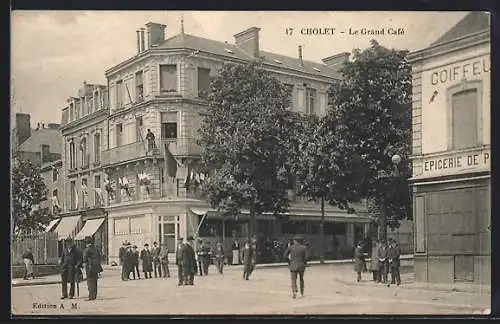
left=197, top=67, right=211, bottom=98
left=159, top=64, right=178, bottom=93
left=306, top=88, right=316, bottom=114
left=451, top=88, right=478, bottom=150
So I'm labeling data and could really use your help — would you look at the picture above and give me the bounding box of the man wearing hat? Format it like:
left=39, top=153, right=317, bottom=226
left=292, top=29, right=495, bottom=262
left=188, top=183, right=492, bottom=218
left=140, top=243, right=153, bottom=279
left=242, top=239, right=255, bottom=280
left=175, top=237, right=185, bottom=285
left=82, top=235, right=102, bottom=301
left=60, top=237, right=83, bottom=299
left=151, top=241, right=162, bottom=278
left=160, top=243, right=170, bottom=278
left=354, top=241, right=366, bottom=283
left=130, top=245, right=141, bottom=280
left=388, top=238, right=402, bottom=286
left=119, top=241, right=127, bottom=281
left=284, top=235, right=308, bottom=298
left=181, top=236, right=197, bottom=285
left=377, top=239, right=389, bottom=284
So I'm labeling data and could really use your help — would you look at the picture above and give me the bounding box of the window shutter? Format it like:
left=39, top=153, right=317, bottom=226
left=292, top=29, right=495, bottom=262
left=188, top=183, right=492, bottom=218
left=452, top=89, right=478, bottom=149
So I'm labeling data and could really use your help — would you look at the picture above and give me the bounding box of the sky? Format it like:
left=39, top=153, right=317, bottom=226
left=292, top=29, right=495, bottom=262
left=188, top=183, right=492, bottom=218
left=11, top=11, right=469, bottom=127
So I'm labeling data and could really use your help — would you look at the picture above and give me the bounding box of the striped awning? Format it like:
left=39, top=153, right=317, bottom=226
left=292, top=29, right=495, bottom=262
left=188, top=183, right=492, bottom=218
left=45, top=219, right=60, bottom=232
left=74, top=218, right=105, bottom=240
left=53, top=215, right=81, bottom=241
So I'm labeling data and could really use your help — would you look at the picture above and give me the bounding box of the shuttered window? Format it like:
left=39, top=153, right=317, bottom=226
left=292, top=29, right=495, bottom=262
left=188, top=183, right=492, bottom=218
left=160, top=65, right=178, bottom=92
left=452, top=89, right=478, bottom=150
left=197, top=68, right=211, bottom=97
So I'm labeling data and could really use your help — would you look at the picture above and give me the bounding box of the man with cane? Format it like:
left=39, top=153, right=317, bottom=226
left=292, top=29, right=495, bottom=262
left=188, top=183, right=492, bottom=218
left=60, top=237, right=82, bottom=299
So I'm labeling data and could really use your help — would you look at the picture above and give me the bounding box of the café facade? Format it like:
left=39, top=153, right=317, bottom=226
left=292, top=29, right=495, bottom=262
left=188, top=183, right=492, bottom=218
left=408, top=12, right=490, bottom=284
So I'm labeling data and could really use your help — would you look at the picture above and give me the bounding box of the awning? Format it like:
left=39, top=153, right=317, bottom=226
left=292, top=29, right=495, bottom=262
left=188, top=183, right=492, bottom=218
left=53, top=215, right=81, bottom=240
left=74, top=218, right=105, bottom=240
left=190, top=208, right=211, bottom=216
left=287, top=213, right=371, bottom=223
left=45, top=219, right=60, bottom=232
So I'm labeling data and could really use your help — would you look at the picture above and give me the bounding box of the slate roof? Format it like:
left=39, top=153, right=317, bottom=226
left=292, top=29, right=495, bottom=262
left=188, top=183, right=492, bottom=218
left=155, top=33, right=341, bottom=79
left=432, top=12, right=490, bottom=46
left=18, top=128, right=62, bottom=155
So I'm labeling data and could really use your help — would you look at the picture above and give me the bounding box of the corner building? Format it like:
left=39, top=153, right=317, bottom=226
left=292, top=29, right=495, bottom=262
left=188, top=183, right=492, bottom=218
left=103, top=22, right=372, bottom=264
left=408, top=12, right=490, bottom=284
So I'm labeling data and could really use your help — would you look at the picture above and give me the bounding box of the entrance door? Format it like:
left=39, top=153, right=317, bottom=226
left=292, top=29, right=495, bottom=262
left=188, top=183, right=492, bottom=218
left=454, top=255, right=475, bottom=282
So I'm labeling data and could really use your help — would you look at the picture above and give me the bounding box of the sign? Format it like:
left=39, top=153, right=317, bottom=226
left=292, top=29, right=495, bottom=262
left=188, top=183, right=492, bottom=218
left=429, top=56, right=490, bottom=86
left=422, top=148, right=490, bottom=177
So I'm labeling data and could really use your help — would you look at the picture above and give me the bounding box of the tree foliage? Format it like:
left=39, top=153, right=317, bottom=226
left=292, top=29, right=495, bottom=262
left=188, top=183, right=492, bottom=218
left=12, top=158, right=51, bottom=237
left=323, top=40, right=412, bottom=230
left=198, top=61, right=298, bottom=234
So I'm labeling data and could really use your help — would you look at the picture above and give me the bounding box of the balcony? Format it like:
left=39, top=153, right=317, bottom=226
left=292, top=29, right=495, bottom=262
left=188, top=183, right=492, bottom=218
left=102, top=141, right=155, bottom=166
left=161, top=138, right=202, bottom=157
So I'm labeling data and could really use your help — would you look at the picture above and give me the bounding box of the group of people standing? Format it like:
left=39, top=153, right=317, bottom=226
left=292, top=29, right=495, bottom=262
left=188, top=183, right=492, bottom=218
left=59, top=236, right=103, bottom=301
left=119, top=241, right=170, bottom=281
left=354, top=238, right=402, bottom=286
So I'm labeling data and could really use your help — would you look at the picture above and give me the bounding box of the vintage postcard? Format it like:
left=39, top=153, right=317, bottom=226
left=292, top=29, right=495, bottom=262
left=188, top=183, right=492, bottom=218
left=10, top=11, right=491, bottom=316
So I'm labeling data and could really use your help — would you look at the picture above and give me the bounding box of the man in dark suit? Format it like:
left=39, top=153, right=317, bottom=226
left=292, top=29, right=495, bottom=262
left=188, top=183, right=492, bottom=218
left=388, top=238, right=402, bottom=286
left=60, top=238, right=82, bottom=299
left=182, top=237, right=197, bottom=285
left=83, top=236, right=102, bottom=301
left=140, top=243, right=153, bottom=279
left=176, top=237, right=184, bottom=285
left=377, top=240, right=389, bottom=284
left=119, top=241, right=127, bottom=281
left=242, top=239, right=255, bottom=280
left=284, top=235, right=308, bottom=299
left=151, top=242, right=162, bottom=278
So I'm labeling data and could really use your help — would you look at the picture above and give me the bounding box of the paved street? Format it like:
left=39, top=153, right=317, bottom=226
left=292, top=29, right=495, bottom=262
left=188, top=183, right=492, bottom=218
left=12, top=264, right=490, bottom=316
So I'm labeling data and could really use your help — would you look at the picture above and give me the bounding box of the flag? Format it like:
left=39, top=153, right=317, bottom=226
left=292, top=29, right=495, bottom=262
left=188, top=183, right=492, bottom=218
left=164, top=142, right=178, bottom=180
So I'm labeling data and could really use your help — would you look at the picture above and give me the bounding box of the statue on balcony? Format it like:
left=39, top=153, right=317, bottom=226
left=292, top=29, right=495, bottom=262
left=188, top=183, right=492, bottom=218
left=119, top=176, right=131, bottom=197
left=137, top=172, right=152, bottom=196
left=104, top=174, right=115, bottom=200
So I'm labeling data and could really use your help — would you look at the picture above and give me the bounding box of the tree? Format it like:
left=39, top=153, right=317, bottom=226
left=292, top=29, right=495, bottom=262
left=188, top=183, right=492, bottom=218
left=12, top=158, right=52, bottom=237
left=198, top=61, right=298, bottom=238
left=327, top=40, right=413, bottom=241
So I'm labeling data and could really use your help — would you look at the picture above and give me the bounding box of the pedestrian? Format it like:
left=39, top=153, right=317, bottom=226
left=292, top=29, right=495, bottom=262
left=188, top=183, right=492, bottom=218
left=60, top=238, right=82, bottom=299
left=119, top=241, right=127, bottom=281
left=377, top=240, right=389, bottom=284
left=388, top=238, right=402, bottom=286
left=130, top=245, right=141, bottom=280
left=196, top=239, right=205, bottom=276
left=83, top=235, right=103, bottom=301
left=22, top=247, right=35, bottom=280
left=242, top=239, right=255, bottom=280
left=122, top=243, right=133, bottom=280
left=182, top=237, right=197, bottom=285
left=214, top=241, right=225, bottom=274
left=151, top=241, right=162, bottom=278
left=285, top=235, right=308, bottom=299
left=370, top=240, right=380, bottom=282
left=231, top=239, right=240, bottom=265
left=354, top=241, right=366, bottom=283
left=160, top=244, right=170, bottom=278
left=176, top=238, right=185, bottom=286
left=140, top=243, right=153, bottom=279
left=145, top=129, right=156, bottom=151
left=197, top=240, right=211, bottom=276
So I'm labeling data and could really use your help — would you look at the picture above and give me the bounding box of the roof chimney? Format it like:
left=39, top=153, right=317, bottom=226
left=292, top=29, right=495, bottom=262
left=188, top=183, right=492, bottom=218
left=234, top=27, right=261, bottom=58
left=322, top=52, right=350, bottom=69
left=298, top=45, right=304, bottom=67
left=146, top=22, right=166, bottom=48
left=136, top=30, right=141, bottom=53
left=140, top=28, right=146, bottom=52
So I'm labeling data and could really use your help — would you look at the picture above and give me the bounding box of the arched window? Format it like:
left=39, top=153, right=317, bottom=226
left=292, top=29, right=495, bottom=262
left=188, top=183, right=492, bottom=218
left=80, top=137, right=88, bottom=168
left=94, top=133, right=101, bottom=164
left=69, top=140, right=76, bottom=169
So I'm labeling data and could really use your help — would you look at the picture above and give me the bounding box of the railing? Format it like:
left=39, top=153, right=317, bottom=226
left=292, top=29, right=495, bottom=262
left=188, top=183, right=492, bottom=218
left=12, top=232, right=59, bottom=265
left=102, top=141, right=150, bottom=166
left=161, top=138, right=202, bottom=156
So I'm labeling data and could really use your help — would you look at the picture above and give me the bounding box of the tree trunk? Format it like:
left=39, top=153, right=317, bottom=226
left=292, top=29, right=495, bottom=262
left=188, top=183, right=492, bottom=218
left=249, top=203, right=256, bottom=239
left=319, top=197, right=325, bottom=264
left=222, top=218, right=226, bottom=249
left=377, top=201, right=388, bottom=242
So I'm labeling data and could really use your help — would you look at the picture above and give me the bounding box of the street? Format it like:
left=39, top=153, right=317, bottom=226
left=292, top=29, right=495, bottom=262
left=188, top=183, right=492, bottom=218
left=12, top=263, right=490, bottom=316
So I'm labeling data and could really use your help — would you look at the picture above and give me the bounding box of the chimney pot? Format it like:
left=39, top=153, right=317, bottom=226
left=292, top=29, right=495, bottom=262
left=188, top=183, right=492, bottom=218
left=298, top=45, right=304, bottom=67
left=146, top=22, right=166, bottom=47
left=140, top=28, right=146, bottom=52
left=233, top=27, right=261, bottom=58
left=136, top=30, right=141, bottom=53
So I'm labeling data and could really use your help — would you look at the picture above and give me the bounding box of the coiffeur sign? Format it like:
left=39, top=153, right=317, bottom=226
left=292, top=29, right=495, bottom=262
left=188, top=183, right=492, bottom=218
left=422, top=147, right=490, bottom=177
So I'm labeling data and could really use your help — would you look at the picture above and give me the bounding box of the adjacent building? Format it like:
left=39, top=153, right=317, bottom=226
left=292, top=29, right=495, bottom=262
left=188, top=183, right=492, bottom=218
left=408, top=12, right=490, bottom=284
left=101, top=22, right=372, bottom=263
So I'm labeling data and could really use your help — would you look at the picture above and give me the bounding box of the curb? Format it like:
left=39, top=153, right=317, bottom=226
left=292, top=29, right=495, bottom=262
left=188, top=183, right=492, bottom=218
left=12, top=277, right=87, bottom=288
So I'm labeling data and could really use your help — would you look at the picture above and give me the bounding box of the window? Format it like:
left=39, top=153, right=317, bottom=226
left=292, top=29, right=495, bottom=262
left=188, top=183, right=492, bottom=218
left=82, top=178, right=88, bottom=208
left=116, top=80, right=124, bottom=107
left=69, top=141, right=76, bottom=169
left=135, top=116, right=143, bottom=142
left=161, top=123, right=177, bottom=139
left=135, top=71, right=144, bottom=100
left=75, top=100, right=80, bottom=119
left=159, top=65, right=178, bottom=92
left=69, top=103, right=74, bottom=121
left=197, top=67, right=211, bottom=98
left=285, top=84, right=294, bottom=98
left=452, top=89, right=478, bottom=150
left=306, top=88, right=316, bottom=114
left=70, top=181, right=76, bottom=210
left=94, top=175, right=101, bottom=207
left=52, top=167, right=58, bottom=182
left=80, top=138, right=88, bottom=168
left=94, top=133, right=101, bottom=164
left=93, top=92, right=99, bottom=111
left=116, top=124, right=123, bottom=147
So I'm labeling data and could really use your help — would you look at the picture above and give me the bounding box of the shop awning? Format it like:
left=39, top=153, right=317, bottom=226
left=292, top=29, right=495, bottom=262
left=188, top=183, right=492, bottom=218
left=190, top=208, right=211, bottom=216
left=53, top=215, right=81, bottom=241
left=74, top=218, right=105, bottom=241
left=45, top=219, right=60, bottom=232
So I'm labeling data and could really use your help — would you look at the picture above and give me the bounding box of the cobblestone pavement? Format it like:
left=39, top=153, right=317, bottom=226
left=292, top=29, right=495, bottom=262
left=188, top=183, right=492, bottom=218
left=12, top=264, right=490, bottom=316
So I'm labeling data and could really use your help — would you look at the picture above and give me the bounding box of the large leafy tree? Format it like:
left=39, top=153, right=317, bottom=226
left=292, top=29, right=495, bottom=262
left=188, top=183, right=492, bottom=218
left=198, top=61, right=298, bottom=237
left=12, top=158, right=52, bottom=237
left=327, top=40, right=413, bottom=241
